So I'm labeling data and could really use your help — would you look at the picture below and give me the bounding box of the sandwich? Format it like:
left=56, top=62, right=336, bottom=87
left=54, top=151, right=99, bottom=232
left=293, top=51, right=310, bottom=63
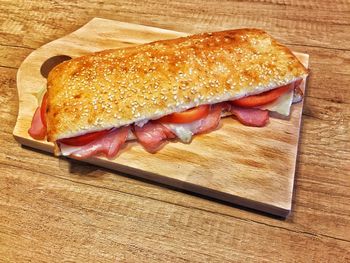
left=28, top=28, right=308, bottom=159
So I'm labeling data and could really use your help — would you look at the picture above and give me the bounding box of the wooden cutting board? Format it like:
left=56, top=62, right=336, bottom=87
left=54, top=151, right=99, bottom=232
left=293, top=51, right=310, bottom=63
left=13, top=18, right=309, bottom=217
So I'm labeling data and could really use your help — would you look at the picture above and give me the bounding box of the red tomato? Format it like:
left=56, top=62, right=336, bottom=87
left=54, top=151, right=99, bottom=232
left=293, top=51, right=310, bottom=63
left=158, top=105, right=210, bottom=124
left=231, top=83, right=293, bottom=108
left=40, top=92, right=48, bottom=127
left=59, top=129, right=111, bottom=146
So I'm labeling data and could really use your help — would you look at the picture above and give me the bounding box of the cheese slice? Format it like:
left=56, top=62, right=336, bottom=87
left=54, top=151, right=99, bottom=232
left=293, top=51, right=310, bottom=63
left=59, top=143, right=84, bottom=156
left=258, top=89, right=294, bottom=116
left=163, top=120, right=203, bottom=143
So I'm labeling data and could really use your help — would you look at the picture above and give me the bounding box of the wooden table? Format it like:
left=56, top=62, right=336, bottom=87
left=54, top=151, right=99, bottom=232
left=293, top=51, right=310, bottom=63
left=1, top=1, right=349, bottom=262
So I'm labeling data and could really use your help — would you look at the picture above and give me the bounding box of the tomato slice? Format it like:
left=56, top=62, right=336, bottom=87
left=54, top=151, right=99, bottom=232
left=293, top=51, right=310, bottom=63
left=158, top=105, right=210, bottom=124
left=231, top=83, right=293, bottom=108
left=59, top=129, right=111, bottom=146
left=40, top=92, right=48, bottom=127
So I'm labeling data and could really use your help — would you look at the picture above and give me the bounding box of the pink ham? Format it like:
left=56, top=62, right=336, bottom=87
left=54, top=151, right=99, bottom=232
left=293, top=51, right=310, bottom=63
left=28, top=107, right=47, bottom=140
left=194, top=104, right=223, bottom=134
left=230, top=106, right=269, bottom=127
left=64, top=126, right=130, bottom=159
left=134, top=122, right=175, bottom=153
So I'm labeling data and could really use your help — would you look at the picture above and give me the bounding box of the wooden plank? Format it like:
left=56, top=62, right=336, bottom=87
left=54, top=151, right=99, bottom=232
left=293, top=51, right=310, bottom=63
left=1, top=167, right=349, bottom=263
left=1, top=43, right=349, bottom=241
left=12, top=18, right=309, bottom=216
left=0, top=45, right=32, bottom=69
left=0, top=1, right=349, bottom=50
left=1, top=1, right=350, bottom=262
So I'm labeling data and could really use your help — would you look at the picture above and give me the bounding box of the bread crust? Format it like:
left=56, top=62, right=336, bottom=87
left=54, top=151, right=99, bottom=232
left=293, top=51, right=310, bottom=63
left=46, top=28, right=308, bottom=141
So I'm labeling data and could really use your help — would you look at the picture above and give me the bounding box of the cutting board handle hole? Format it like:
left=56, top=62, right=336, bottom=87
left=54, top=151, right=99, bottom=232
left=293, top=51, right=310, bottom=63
left=40, top=55, right=72, bottom=78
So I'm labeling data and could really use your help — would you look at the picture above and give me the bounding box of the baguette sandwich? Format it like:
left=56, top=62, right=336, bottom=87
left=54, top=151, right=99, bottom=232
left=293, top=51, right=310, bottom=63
left=29, top=28, right=308, bottom=159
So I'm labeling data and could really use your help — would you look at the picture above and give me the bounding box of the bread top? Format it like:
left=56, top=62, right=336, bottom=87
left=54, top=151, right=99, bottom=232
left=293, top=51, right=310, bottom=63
left=46, top=28, right=308, bottom=141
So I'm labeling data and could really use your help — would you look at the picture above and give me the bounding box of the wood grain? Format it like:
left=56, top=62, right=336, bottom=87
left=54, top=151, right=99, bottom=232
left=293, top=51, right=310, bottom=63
left=1, top=1, right=350, bottom=50
left=1, top=166, right=349, bottom=263
left=13, top=18, right=309, bottom=217
left=1, top=1, right=350, bottom=262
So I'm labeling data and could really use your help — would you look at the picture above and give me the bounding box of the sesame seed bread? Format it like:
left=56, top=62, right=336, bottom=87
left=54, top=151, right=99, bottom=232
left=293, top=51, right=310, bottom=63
left=46, top=28, right=308, bottom=141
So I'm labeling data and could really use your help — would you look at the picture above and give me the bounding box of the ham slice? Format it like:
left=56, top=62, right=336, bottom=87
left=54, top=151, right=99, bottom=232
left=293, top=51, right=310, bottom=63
left=230, top=106, right=269, bottom=127
left=28, top=107, right=47, bottom=140
left=58, top=105, right=268, bottom=158
left=29, top=94, right=275, bottom=158
left=134, top=122, right=175, bottom=153
left=195, top=104, right=224, bottom=134
left=135, top=102, right=268, bottom=149
left=31, top=101, right=270, bottom=158
left=60, top=126, right=129, bottom=159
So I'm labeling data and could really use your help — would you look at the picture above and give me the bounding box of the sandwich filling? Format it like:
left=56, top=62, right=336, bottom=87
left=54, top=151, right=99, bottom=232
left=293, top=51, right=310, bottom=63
left=29, top=80, right=303, bottom=159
